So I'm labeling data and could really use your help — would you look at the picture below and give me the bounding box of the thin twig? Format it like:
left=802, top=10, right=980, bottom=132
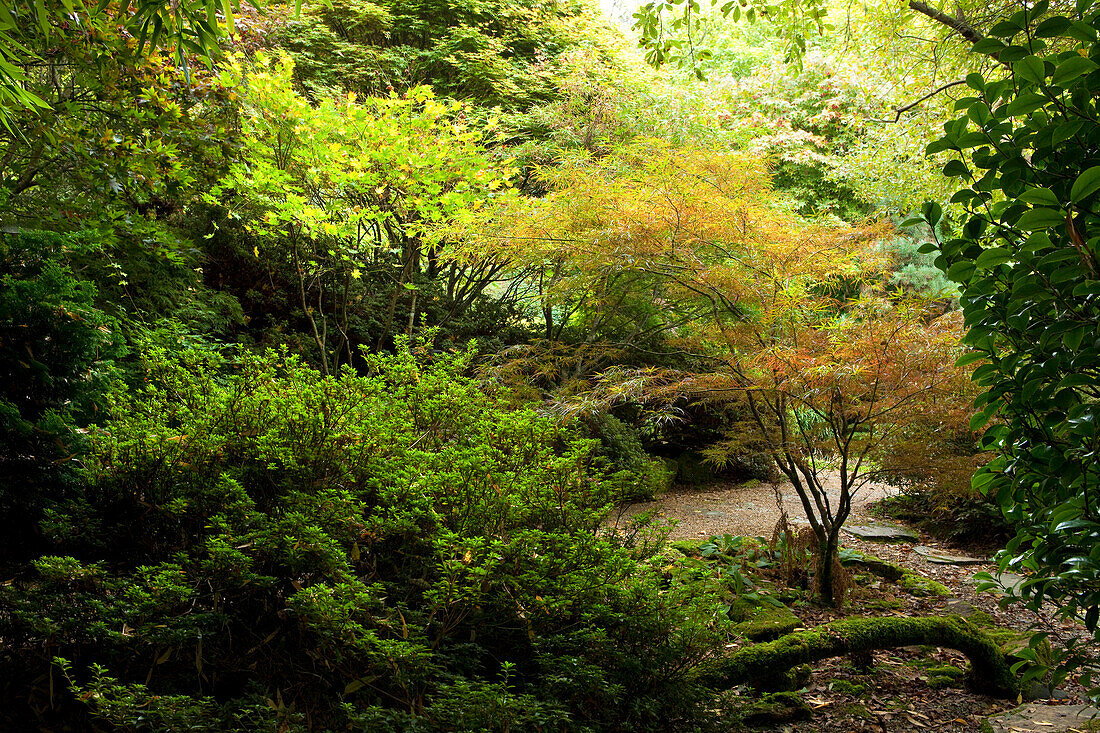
left=869, top=79, right=968, bottom=123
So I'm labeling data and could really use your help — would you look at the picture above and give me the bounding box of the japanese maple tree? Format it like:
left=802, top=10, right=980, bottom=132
left=464, top=143, right=969, bottom=604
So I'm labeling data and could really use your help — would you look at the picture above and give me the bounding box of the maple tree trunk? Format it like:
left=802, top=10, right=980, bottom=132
left=816, top=531, right=841, bottom=607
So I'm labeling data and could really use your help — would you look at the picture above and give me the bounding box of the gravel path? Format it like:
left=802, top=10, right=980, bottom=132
left=609, top=470, right=902, bottom=540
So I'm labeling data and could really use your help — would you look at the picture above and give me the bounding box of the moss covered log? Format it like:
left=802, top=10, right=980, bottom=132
left=846, top=552, right=951, bottom=597
left=701, top=615, right=1018, bottom=697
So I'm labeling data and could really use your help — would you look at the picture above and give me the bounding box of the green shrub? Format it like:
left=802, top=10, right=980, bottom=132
left=0, top=231, right=122, bottom=564
left=0, top=340, right=725, bottom=730
left=881, top=234, right=957, bottom=301
left=588, top=412, right=673, bottom=500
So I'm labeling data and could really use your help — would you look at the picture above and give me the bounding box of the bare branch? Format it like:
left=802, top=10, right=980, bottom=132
left=908, top=0, right=982, bottom=42
left=869, top=79, right=969, bottom=123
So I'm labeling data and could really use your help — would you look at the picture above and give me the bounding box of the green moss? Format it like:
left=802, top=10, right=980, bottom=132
left=843, top=551, right=906, bottom=581
left=729, top=597, right=801, bottom=642
left=668, top=540, right=702, bottom=557
left=703, top=615, right=1019, bottom=698
left=842, top=550, right=949, bottom=596
left=926, top=664, right=965, bottom=678
left=841, top=702, right=873, bottom=719
left=967, top=610, right=995, bottom=627
left=739, top=691, right=812, bottom=727
left=928, top=675, right=961, bottom=689
left=985, top=627, right=1039, bottom=662
left=778, top=588, right=805, bottom=603
left=926, top=663, right=967, bottom=689
left=829, top=679, right=867, bottom=696
left=899, top=573, right=951, bottom=597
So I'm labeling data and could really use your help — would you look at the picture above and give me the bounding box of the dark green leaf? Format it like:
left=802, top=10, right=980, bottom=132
left=1053, top=54, right=1098, bottom=86
left=1007, top=92, right=1050, bottom=117
left=1018, top=188, right=1061, bottom=207
left=1015, top=207, right=1065, bottom=230
left=1035, top=16, right=1072, bottom=37
left=976, top=247, right=1013, bottom=267
left=1015, top=55, right=1047, bottom=84
left=1070, top=165, right=1100, bottom=201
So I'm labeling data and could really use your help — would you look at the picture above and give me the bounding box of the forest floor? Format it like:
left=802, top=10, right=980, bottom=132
left=609, top=475, right=1096, bottom=732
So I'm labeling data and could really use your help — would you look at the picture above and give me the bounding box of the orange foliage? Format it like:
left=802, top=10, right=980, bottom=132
left=459, top=143, right=972, bottom=603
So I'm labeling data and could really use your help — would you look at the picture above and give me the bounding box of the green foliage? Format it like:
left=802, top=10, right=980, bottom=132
left=206, top=53, right=518, bottom=367
left=632, top=0, right=829, bottom=71
left=710, top=54, right=876, bottom=220
left=922, top=0, right=1100, bottom=693
left=882, top=233, right=958, bottom=301
left=0, top=0, right=255, bottom=123
left=587, top=412, right=673, bottom=501
left=0, top=230, right=121, bottom=563
left=0, top=340, right=728, bottom=730
left=270, top=0, right=612, bottom=110
left=51, top=657, right=288, bottom=733
left=0, top=21, right=243, bottom=331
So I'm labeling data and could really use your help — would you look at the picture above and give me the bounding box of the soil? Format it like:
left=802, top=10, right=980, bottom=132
left=609, top=474, right=1096, bottom=732
left=609, top=471, right=900, bottom=541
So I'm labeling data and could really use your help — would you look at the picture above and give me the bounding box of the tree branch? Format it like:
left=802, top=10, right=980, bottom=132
left=869, top=79, right=969, bottom=123
left=908, top=0, right=983, bottom=42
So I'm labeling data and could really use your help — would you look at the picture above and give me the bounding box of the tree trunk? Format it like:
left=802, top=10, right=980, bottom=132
left=701, top=615, right=1018, bottom=698
left=816, top=531, right=842, bottom=607
left=292, top=238, right=330, bottom=376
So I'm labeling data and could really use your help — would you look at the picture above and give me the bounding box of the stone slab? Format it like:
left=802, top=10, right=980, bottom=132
left=996, top=572, right=1027, bottom=593
left=843, top=523, right=919, bottom=543
left=943, top=598, right=979, bottom=617
left=987, top=703, right=1100, bottom=732
left=914, top=545, right=988, bottom=565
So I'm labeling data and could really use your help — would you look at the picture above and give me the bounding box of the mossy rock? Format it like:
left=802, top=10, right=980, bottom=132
left=668, top=539, right=703, bottom=557
left=739, top=691, right=812, bottom=727
left=729, top=597, right=802, bottom=642
left=900, top=573, right=951, bottom=597
left=844, top=550, right=949, bottom=597
left=842, top=551, right=907, bottom=581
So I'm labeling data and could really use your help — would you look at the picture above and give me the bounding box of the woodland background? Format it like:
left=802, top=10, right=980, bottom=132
left=0, top=0, right=1098, bottom=728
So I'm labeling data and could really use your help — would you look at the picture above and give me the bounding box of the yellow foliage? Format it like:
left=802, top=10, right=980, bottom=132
left=462, top=145, right=973, bottom=594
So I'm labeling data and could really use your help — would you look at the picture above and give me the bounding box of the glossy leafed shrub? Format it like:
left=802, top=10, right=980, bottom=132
left=922, top=0, right=1100, bottom=690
